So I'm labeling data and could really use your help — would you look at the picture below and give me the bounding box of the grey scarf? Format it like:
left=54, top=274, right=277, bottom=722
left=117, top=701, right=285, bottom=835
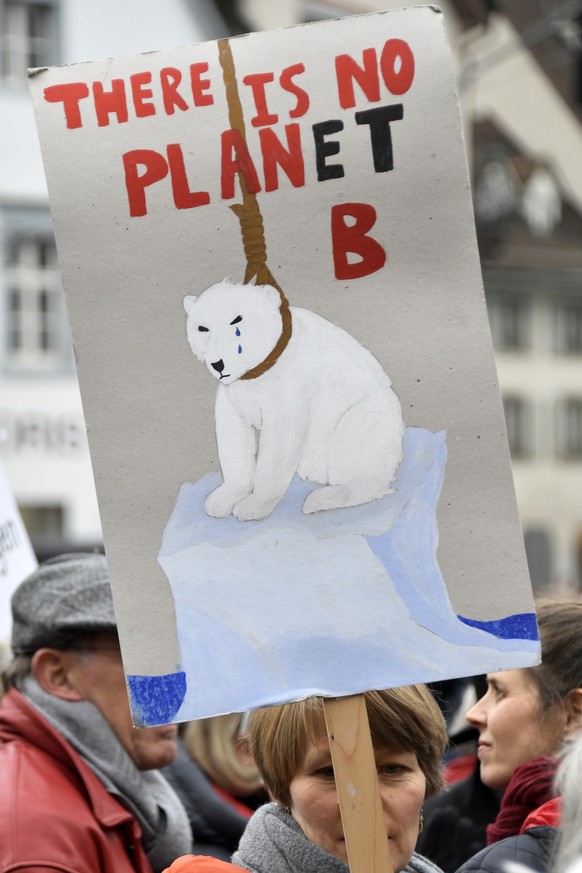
left=233, top=802, right=444, bottom=873
left=22, top=676, right=192, bottom=873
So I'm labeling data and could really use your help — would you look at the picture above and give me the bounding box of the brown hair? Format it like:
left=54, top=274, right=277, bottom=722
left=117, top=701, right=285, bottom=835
left=525, top=599, right=582, bottom=714
left=247, top=685, right=446, bottom=807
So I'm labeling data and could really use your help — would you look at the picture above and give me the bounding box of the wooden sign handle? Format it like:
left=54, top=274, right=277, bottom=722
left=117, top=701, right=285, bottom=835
left=323, top=695, right=393, bottom=873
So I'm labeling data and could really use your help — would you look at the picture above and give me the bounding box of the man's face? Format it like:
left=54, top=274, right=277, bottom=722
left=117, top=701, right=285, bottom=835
left=60, top=631, right=179, bottom=770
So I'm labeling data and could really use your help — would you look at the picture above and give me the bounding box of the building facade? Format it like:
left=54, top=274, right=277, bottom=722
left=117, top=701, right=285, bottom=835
left=0, top=0, right=228, bottom=558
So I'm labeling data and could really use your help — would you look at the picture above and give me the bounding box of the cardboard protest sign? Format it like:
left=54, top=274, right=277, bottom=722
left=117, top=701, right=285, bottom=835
left=29, top=6, right=540, bottom=727
left=0, top=464, right=37, bottom=644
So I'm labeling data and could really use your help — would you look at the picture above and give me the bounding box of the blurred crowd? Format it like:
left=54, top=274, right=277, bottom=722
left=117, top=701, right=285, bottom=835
left=1, top=553, right=582, bottom=873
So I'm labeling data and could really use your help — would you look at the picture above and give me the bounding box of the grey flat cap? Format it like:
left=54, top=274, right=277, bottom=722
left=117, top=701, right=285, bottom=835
left=11, top=552, right=117, bottom=655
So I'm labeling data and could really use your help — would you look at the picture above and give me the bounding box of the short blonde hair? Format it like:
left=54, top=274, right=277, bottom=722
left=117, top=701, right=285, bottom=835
left=247, top=686, right=446, bottom=807
left=183, top=712, right=263, bottom=796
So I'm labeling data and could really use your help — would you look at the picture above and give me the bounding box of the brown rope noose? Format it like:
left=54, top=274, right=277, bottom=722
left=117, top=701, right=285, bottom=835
left=217, top=38, right=292, bottom=380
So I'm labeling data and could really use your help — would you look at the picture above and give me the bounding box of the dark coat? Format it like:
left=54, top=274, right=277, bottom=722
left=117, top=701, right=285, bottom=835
left=416, top=768, right=502, bottom=873
left=454, top=826, right=557, bottom=873
left=163, top=739, right=260, bottom=861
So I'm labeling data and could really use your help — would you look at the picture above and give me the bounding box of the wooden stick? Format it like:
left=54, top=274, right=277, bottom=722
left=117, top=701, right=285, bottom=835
left=324, top=695, right=393, bottom=873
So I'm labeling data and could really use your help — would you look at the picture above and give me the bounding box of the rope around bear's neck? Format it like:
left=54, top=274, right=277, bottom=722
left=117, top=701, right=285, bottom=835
left=239, top=284, right=292, bottom=380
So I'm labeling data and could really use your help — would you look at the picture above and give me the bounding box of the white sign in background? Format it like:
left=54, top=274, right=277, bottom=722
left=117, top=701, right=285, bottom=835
left=0, top=463, right=37, bottom=644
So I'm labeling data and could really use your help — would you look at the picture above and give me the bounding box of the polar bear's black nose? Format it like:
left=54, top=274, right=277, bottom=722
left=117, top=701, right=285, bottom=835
left=211, top=359, right=225, bottom=373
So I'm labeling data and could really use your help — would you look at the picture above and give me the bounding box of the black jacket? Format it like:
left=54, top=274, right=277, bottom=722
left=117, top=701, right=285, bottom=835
left=455, top=826, right=557, bottom=873
left=416, top=768, right=502, bottom=873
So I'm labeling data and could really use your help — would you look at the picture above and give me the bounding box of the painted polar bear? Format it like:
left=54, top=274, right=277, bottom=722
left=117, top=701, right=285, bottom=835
left=184, top=279, right=404, bottom=522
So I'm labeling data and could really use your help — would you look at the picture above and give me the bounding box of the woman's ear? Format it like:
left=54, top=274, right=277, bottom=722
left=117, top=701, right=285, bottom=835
left=563, top=688, right=582, bottom=736
left=31, top=648, right=84, bottom=702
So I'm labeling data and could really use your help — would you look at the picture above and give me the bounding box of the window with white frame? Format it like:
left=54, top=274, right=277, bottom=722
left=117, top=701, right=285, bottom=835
left=555, top=300, right=582, bottom=354
left=556, top=397, right=582, bottom=459
left=487, top=295, right=530, bottom=351
left=3, top=216, right=71, bottom=374
left=503, top=395, right=531, bottom=459
left=19, top=503, right=64, bottom=538
left=0, top=0, right=58, bottom=84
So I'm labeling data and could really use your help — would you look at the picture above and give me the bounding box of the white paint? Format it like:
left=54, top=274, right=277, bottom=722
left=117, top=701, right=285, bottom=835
left=184, top=280, right=404, bottom=520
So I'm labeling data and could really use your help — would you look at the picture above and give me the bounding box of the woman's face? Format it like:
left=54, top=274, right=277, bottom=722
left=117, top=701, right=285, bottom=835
left=288, top=733, right=426, bottom=870
left=466, top=669, right=564, bottom=790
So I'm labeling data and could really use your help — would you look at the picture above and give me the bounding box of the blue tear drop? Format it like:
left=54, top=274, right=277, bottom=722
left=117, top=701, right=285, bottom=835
left=238, top=344, right=242, bottom=354
left=235, top=327, right=241, bottom=337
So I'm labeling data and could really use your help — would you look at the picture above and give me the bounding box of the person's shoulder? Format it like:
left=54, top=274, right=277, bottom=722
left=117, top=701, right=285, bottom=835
left=0, top=730, right=66, bottom=785
left=162, top=856, right=247, bottom=873
left=422, top=769, right=500, bottom=834
left=0, top=729, right=129, bottom=829
left=0, top=739, right=149, bottom=873
left=455, top=827, right=558, bottom=873
left=408, top=851, right=446, bottom=873
left=1, top=736, right=86, bottom=824
left=423, top=777, right=471, bottom=813
left=0, top=689, right=105, bottom=800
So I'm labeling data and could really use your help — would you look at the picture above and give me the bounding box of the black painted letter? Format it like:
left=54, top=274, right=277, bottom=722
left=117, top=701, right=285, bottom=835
left=355, top=104, right=404, bottom=172
left=312, top=119, right=345, bottom=181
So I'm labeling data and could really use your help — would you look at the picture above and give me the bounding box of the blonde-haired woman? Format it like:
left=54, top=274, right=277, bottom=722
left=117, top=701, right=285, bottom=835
left=163, top=712, right=266, bottom=860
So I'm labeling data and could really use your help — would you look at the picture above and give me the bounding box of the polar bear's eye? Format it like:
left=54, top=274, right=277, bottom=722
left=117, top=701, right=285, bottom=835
left=230, top=315, right=243, bottom=325
left=198, top=325, right=209, bottom=332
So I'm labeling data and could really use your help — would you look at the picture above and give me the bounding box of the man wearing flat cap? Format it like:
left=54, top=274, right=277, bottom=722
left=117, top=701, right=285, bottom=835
left=0, top=552, right=193, bottom=873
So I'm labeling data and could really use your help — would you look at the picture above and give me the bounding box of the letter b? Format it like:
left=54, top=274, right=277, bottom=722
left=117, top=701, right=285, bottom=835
left=331, top=203, right=386, bottom=280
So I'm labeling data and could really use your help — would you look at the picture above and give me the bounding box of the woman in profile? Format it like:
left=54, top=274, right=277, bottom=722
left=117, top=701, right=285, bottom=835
left=453, top=600, right=582, bottom=873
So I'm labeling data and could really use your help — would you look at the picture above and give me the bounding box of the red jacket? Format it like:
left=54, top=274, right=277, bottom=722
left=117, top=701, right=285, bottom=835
left=0, top=688, right=154, bottom=873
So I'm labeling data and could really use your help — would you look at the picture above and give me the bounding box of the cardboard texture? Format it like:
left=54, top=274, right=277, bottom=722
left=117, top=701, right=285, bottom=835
left=29, top=6, right=540, bottom=725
